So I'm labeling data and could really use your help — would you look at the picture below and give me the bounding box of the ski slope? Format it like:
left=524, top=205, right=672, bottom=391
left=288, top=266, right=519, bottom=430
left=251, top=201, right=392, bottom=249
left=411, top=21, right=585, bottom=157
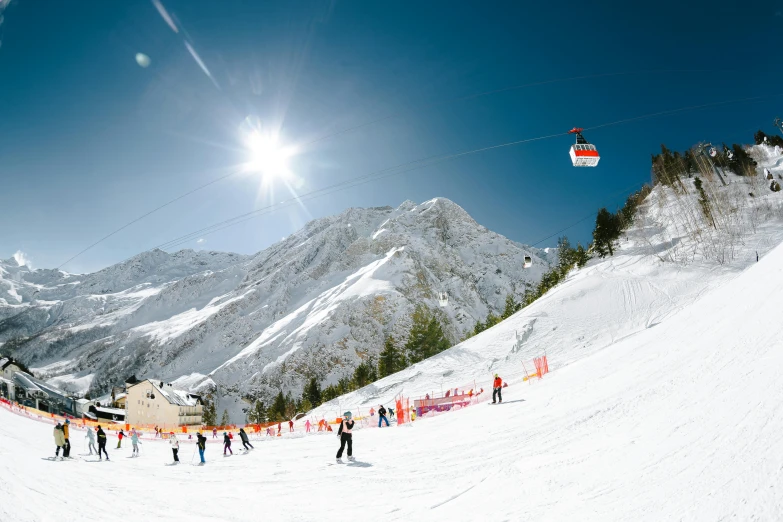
left=3, top=228, right=783, bottom=521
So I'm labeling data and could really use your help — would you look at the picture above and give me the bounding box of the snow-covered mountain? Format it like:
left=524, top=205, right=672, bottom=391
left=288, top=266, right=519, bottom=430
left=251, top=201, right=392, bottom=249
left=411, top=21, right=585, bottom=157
left=0, top=198, right=552, bottom=412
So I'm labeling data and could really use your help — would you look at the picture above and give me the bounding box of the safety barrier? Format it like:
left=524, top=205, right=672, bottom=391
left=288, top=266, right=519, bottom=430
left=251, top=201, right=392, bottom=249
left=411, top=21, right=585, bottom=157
left=522, top=354, right=549, bottom=382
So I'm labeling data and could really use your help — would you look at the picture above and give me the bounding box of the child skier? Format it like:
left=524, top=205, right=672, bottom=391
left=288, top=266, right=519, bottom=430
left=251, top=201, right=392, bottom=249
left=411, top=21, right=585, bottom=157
left=130, top=429, right=140, bottom=457
left=116, top=429, right=124, bottom=449
left=196, top=431, right=207, bottom=464
left=96, top=425, right=109, bottom=460
left=288, top=420, right=294, bottom=432
left=85, top=426, right=97, bottom=455
left=335, top=411, right=355, bottom=463
left=305, top=419, right=312, bottom=433
left=169, top=432, right=179, bottom=464
left=238, top=428, right=254, bottom=450
left=492, top=374, right=503, bottom=404
left=53, top=422, right=65, bottom=460
left=223, top=432, right=233, bottom=455
left=377, top=405, right=389, bottom=427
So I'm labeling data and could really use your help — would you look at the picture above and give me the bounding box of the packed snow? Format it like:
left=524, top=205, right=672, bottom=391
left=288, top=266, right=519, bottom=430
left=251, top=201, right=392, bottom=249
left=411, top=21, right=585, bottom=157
left=3, top=229, right=783, bottom=520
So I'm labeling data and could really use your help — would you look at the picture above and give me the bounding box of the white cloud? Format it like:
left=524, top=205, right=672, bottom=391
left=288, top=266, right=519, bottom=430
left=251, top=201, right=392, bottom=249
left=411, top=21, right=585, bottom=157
left=196, top=238, right=206, bottom=244
left=13, top=250, right=30, bottom=268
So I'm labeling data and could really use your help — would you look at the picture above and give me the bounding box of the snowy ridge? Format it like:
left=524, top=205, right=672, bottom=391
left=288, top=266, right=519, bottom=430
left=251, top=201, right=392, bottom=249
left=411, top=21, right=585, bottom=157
left=0, top=199, right=551, bottom=411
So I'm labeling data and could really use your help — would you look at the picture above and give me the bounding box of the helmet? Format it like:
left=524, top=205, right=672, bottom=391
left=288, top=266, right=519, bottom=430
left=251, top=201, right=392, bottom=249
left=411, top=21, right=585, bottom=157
left=494, top=373, right=498, bottom=378
left=65, top=419, right=70, bottom=424
left=343, top=411, right=352, bottom=419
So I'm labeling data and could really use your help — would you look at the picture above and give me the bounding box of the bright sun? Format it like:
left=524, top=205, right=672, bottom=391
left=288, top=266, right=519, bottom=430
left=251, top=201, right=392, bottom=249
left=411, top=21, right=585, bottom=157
left=246, top=132, right=292, bottom=177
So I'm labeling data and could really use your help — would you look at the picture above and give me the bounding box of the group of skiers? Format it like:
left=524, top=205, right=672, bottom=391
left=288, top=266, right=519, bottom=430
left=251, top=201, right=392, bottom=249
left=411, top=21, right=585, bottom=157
left=52, top=374, right=506, bottom=465
left=54, top=420, right=110, bottom=461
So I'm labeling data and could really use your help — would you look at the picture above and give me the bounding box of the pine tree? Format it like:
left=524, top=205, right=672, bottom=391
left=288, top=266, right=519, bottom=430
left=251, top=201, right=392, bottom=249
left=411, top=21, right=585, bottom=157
left=201, top=393, right=216, bottom=426
left=303, top=377, right=322, bottom=407
left=592, top=208, right=621, bottom=257
left=683, top=150, right=698, bottom=176
left=352, top=360, right=376, bottom=389
left=405, top=306, right=450, bottom=363
left=575, top=243, right=590, bottom=268
left=729, top=144, right=758, bottom=176
left=501, top=294, right=521, bottom=320
left=425, top=317, right=450, bottom=355
left=220, top=409, right=230, bottom=426
left=405, top=305, right=432, bottom=364
left=378, top=336, right=404, bottom=378
left=247, top=400, right=266, bottom=424
left=270, top=391, right=286, bottom=421
left=693, top=177, right=715, bottom=229
left=755, top=130, right=769, bottom=145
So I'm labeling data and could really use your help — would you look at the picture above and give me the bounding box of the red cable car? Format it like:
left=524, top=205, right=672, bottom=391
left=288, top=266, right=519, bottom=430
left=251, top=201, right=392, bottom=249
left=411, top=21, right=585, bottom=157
left=568, top=128, right=600, bottom=167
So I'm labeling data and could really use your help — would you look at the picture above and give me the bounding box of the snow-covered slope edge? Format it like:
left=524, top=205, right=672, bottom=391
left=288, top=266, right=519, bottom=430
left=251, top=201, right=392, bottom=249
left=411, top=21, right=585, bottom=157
left=309, top=146, right=783, bottom=421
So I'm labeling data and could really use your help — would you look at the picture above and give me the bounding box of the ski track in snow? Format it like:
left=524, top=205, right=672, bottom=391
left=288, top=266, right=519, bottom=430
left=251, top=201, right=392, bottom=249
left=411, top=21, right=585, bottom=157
left=4, top=237, right=783, bottom=520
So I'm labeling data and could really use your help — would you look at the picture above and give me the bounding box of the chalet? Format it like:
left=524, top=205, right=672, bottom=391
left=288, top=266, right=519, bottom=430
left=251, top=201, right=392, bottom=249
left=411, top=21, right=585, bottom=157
left=125, top=379, right=203, bottom=429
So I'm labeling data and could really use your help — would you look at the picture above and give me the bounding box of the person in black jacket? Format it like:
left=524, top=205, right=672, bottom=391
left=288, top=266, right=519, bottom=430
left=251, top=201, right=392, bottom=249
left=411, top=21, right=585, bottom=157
left=336, top=411, right=355, bottom=463
left=96, top=425, right=110, bottom=460
left=377, top=405, right=389, bottom=427
left=196, top=431, right=207, bottom=464
left=223, top=432, right=233, bottom=455
left=238, top=428, right=254, bottom=450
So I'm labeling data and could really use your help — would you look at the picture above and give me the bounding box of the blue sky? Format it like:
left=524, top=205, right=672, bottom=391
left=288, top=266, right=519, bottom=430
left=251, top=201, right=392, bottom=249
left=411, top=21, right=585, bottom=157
left=1, top=0, right=782, bottom=272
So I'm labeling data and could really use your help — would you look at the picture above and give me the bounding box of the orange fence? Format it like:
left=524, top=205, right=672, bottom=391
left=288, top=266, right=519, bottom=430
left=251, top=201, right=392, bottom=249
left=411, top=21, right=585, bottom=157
left=522, top=353, right=549, bottom=382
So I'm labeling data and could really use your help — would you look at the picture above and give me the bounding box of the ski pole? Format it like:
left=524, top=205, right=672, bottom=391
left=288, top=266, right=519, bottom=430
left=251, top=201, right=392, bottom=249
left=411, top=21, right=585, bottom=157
left=190, top=448, right=197, bottom=464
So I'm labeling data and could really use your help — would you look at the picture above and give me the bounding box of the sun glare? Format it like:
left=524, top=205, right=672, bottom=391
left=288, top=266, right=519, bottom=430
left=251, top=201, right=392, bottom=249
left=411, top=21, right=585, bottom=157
left=245, top=132, right=293, bottom=178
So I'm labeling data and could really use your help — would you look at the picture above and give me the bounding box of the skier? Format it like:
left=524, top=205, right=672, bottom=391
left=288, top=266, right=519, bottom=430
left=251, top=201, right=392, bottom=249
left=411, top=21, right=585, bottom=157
left=492, top=374, right=503, bottom=404
left=223, top=432, right=233, bottom=455
left=266, top=426, right=273, bottom=437
left=96, top=425, right=109, bottom=460
left=410, top=407, right=416, bottom=421
left=116, top=429, right=124, bottom=449
left=62, top=419, right=72, bottom=458
left=305, top=420, right=312, bottom=433
left=277, top=422, right=281, bottom=436
left=85, top=426, right=97, bottom=455
left=335, top=411, right=355, bottom=463
left=288, top=419, right=294, bottom=432
left=377, top=405, right=389, bottom=428
left=130, top=429, right=140, bottom=457
left=196, top=431, right=207, bottom=464
left=212, top=428, right=217, bottom=439
left=389, top=407, right=395, bottom=419
left=169, top=432, right=179, bottom=464
left=239, top=428, right=254, bottom=450
left=53, top=422, right=65, bottom=460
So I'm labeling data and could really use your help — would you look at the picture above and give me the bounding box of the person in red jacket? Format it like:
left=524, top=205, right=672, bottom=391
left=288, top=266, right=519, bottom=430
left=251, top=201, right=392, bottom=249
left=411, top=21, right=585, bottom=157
left=492, top=374, right=503, bottom=404
left=288, top=419, right=294, bottom=432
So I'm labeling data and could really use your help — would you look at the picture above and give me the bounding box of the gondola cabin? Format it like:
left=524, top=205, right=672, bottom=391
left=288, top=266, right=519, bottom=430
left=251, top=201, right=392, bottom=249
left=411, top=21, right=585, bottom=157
left=568, top=128, right=600, bottom=167
left=523, top=255, right=532, bottom=268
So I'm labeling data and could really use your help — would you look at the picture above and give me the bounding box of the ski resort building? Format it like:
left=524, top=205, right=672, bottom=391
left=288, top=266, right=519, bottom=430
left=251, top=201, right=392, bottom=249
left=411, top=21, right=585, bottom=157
left=125, top=379, right=203, bottom=429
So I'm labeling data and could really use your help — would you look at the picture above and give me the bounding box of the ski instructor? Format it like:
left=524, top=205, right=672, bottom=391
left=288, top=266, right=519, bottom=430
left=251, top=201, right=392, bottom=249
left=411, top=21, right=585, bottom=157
left=335, top=411, right=355, bottom=463
left=492, top=373, right=503, bottom=404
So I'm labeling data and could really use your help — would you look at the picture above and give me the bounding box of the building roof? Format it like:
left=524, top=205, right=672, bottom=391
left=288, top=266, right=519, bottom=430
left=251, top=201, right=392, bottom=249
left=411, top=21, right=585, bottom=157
left=129, top=379, right=200, bottom=407
left=92, top=405, right=125, bottom=416
left=13, top=372, right=46, bottom=396
left=1, top=358, right=21, bottom=371
left=0, top=376, right=14, bottom=386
